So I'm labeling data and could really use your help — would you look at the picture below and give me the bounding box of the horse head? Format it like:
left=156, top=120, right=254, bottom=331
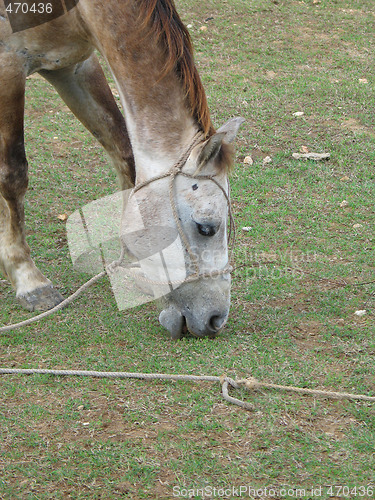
left=122, top=118, right=244, bottom=339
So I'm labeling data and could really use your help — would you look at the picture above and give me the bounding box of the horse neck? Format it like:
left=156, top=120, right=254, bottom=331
left=79, top=0, right=200, bottom=183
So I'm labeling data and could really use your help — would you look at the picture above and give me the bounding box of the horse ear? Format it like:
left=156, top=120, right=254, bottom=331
left=196, top=117, right=245, bottom=171
left=197, top=132, right=226, bottom=171
left=217, top=117, right=245, bottom=143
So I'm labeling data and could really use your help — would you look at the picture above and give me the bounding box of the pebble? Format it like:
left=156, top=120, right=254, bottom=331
left=262, top=156, right=272, bottom=165
left=340, top=200, right=349, bottom=208
left=292, top=152, right=330, bottom=161
left=354, top=310, right=366, bottom=317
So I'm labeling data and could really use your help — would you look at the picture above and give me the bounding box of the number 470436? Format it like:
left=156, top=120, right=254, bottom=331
left=326, top=486, right=374, bottom=497
left=5, top=3, right=53, bottom=14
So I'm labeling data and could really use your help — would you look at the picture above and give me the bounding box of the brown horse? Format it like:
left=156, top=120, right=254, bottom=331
left=0, top=0, right=243, bottom=337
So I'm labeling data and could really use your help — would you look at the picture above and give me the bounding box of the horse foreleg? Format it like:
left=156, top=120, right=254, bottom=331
left=0, top=54, right=63, bottom=311
left=39, top=53, right=135, bottom=189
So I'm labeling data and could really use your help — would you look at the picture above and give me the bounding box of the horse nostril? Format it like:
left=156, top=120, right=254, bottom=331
left=209, top=314, right=227, bottom=333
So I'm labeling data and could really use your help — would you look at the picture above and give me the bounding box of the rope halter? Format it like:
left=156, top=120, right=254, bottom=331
left=122, top=131, right=235, bottom=288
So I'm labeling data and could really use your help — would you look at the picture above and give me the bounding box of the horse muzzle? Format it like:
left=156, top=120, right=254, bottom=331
left=159, top=305, right=229, bottom=339
left=158, top=278, right=231, bottom=339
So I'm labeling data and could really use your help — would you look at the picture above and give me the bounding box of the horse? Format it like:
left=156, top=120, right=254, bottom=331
left=0, top=0, right=243, bottom=338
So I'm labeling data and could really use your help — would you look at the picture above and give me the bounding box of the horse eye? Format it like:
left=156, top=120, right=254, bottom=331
left=196, top=222, right=217, bottom=237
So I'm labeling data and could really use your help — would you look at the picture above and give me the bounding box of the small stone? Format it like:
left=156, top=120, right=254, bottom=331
left=354, top=310, right=366, bottom=317
left=340, top=200, right=349, bottom=208
left=300, top=145, right=309, bottom=153
left=292, top=152, right=330, bottom=161
left=293, top=111, right=304, bottom=117
left=340, top=175, right=350, bottom=181
left=358, top=78, right=368, bottom=84
left=266, top=70, right=277, bottom=80
left=242, top=227, right=252, bottom=232
left=262, top=156, right=272, bottom=165
left=353, top=223, right=363, bottom=229
left=243, top=156, right=253, bottom=165
left=199, top=26, right=208, bottom=31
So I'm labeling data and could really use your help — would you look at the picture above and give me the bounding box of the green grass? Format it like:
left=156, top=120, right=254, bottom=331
left=1, top=0, right=375, bottom=498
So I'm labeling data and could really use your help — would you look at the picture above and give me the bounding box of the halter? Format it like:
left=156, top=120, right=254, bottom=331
left=116, top=131, right=235, bottom=288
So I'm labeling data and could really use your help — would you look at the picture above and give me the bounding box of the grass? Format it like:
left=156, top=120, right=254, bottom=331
left=1, top=0, right=374, bottom=498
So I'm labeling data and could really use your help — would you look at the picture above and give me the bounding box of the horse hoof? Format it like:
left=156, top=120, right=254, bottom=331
left=17, top=285, right=64, bottom=312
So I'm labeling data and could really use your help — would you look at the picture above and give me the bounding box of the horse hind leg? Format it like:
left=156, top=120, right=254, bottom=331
left=0, top=56, right=63, bottom=311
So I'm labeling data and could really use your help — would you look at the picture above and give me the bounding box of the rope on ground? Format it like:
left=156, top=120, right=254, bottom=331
left=0, top=368, right=374, bottom=409
left=237, top=377, right=375, bottom=402
left=0, top=271, right=106, bottom=333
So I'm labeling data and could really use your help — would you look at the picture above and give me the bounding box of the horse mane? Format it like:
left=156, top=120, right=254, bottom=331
left=138, top=1, right=212, bottom=130
left=138, top=0, right=233, bottom=172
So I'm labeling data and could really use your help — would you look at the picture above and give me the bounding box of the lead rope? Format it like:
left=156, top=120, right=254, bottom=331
left=0, top=368, right=374, bottom=410
left=0, top=271, right=107, bottom=333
